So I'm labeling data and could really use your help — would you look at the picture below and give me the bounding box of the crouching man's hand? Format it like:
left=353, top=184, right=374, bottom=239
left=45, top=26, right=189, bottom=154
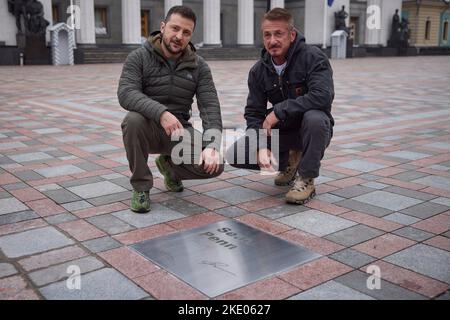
left=199, top=148, right=221, bottom=175
left=262, top=111, right=279, bottom=136
left=160, top=111, right=183, bottom=138
left=258, top=148, right=278, bottom=173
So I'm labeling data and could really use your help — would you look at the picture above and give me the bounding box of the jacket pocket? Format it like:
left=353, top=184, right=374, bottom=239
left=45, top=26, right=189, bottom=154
left=287, top=71, right=307, bottom=98
left=264, top=82, right=284, bottom=105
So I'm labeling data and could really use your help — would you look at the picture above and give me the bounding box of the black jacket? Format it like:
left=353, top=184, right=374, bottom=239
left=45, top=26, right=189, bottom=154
left=244, top=32, right=334, bottom=131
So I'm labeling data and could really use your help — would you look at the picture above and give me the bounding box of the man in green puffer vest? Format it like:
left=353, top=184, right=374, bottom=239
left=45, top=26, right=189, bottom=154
left=118, top=6, right=223, bottom=213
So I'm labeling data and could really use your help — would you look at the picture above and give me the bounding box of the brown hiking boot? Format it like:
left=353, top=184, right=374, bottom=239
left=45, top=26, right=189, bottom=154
left=285, top=177, right=316, bottom=204
left=274, top=150, right=302, bottom=186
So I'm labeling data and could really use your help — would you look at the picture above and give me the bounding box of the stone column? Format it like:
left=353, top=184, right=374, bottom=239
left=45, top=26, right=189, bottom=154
left=237, top=0, right=253, bottom=46
left=122, top=0, right=141, bottom=44
left=271, top=0, right=285, bottom=9
left=165, top=0, right=183, bottom=16
left=75, top=0, right=95, bottom=44
left=203, top=0, right=221, bottom=46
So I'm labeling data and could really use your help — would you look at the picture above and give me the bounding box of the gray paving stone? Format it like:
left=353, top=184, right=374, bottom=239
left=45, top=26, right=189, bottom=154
left=402, top=202, right=449, bottom=220
left=0, top=141, right=27, bottom=150
left=325, top=225, right=384, bottom=247
left=214, top=206, right=249, bottom=218
left=32, top=128, right=64, bottom=134
left=81, top=237, right=122, bottom=253
left=337, top=159, right=387, bottom=172
left=112, top=206, right=185, bottom=228
left=35, top=165, right=86, bottom=178
left=334, top=270, right=427, bottom=300
left=442, top=231, right=450, bottom=238
left=0, top=263, right=18, bottom=278
left=383, top=186, right=437, bottom=202
left=109, top=177, right=132, bottom=190
left=436, top=290, right=450, bottom=300
left=430, top=197, right=450, bottom=207
left=391, top=171, right=429, bottom=182
left=13, top=170, right=44, bottom=181
left=160, top=198, right=208, bottom=216
left=358, top=174, right=383, bottom=181
left=353, top=191, right=423, bottom=211
left=320, top=169, right=349, bottom=180
left=39, top=268, right=147, bottom=300
left=68, top=181, right=127, bottom=199
left=384, top=244, right=450, bottom=284
left=277, top=210, right=357, bottom=237
left=87, top=214, right=135, bottom=235
left=54, top=135, right=88, bottom=143
left=43, top=189, right=82, bottom=204
left=0, top=226, right=74, bottom=258
left=75, top=162, right=105, bottom=171
left=361, top=181, right=389, bottom=190
left=383, top=213, right=421, bottom=226
left=413, top=176, right=450, bottom=191
left=0, top=210, right=39, bottom=226
left=335, top=199, right=392, bottom=217
left=101, top=173, right=124, bottom=180
left=428, top=142, right=450, bottom=150
left=87, top=191, right=131, bottom=206
left=29, top=256, right=104, bottom=287
left=0, top=191, right=11, bottom=199
left=59, top=176, right=104, bottom=188
left=227, top=177, right=253, bottom=186
left=1, top=182, right=29, bottom=191
left=315, top=193, right=346, bottom=203
left=204, top=186, right=267, bottom=205
left=330, top=185, right=376, bottom=198
left=62, top=200, right=93, bottom=212
left=8, top=152, right=53, bottom=163
left=289, top=280, right=375, bottom=300
left=384, top=151, right=431, bottom=160
left=392, top=227, right=435, bottom=242
left=45, top=213, right=78, bottom=225
left=258, top=204, right=309, bottom=219
left=79, top=144, right=119, bottom=153
left=0, top=198, right=29, bottom=216
left=330, top=248, right=377, bottom=268
left=228, top=169, right=252, bottom=177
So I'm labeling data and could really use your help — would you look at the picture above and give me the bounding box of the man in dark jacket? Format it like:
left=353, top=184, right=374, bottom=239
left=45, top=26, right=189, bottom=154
left=118, top=6, right=223, bottom=213
left=226, top=8, right=334, bottom=204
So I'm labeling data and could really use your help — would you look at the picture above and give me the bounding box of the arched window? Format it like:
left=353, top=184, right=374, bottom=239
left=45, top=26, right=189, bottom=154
left=443, top=20, right=449, bottom=41
left=425, top=19, right=431, bottom=40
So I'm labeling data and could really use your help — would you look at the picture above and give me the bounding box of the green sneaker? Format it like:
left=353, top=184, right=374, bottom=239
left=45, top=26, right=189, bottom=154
left=131, top=191, right=150, bottom=213
left=155, top=155, right=184, bottom=192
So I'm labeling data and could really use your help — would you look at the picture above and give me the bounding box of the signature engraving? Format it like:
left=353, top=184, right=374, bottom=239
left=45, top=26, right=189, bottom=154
left=200, top=260, right=236, bottom=277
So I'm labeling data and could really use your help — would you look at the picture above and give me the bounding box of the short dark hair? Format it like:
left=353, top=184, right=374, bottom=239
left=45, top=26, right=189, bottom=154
left=262, top=8, right=294, bottom=29
left=165, top=5, right=197, bottom=28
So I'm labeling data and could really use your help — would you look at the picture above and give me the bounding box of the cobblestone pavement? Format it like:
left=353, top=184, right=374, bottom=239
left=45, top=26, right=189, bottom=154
left=0, top=56, right=449, bottom=300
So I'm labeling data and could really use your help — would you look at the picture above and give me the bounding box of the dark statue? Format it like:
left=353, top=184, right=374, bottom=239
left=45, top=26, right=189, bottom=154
left=334, top=5, right=349, bottom=34
left=7, top=0, right=49, bottom=35
left=389, top=9, right=410, bottom=50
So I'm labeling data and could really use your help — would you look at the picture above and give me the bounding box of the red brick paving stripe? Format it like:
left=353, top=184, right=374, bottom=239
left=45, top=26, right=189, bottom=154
left=72, top=202, right=128, bottom=218
left=360, top=260, right=449, bottom=298
left=10, top=188, right=47, bottom=202
left=244, top=173, right=273, bottom=182
left=57, top=219, right=106, bottom=241
left=242, top=182, right=286, bottom=196
left=99, top=246, right=159, bottom=279
left=28, top=175, right=74, bottom=187
left=133, top=270, right=207, bottom=300
left=237, top=196, right=284, bottom=212
left=0, top=173, right=21, bottom=185
left=377, top=178, right=427, bottom=191
left=237, top=214, right=292, bottom=235
left=409, top=153, right=450, bottom=167
left=371, top=167, right=407, bottom=177
left=184, top=194, right=229, bottom=210
left=92, top=159, right=124, bottom=169
left=412, top=214, right=450, bottom=234
left=71, top=169, right=114, bottom=179
left=278, top=257, right=352, bottom=290
left=166, top=212, right=226, bottom=231
left=424, top=236, right=450, bottom=252
left=189, top=181, right=235, bottom=193
left=352, top=234, right=416, bottom=259
left=417, top=168, right=450, bottom=179
left=8, top=163, right=48, bottom=173
left=216, top=277, right=300, bottom=300
left=340, top=211, right=402, bottom=232
left=305, top=199, right=351, bottom=216
left=0, top=219, right=48, bottom=237
left=113, top=224, right=176, bottom=245
left=324, top=165, right=361, bottom=176
left=421, top=187, right=450, bottom=198
left=18, top=245, right=88, bottom=272
left=278, top=229, right=345, bottom=255
left=25, top=198, right=67, bottom=217
left=327, top=177, right=366, bottom=188
left=0, top=276, right=40, bottom=300
left=316, top=184, right=339, bottom=195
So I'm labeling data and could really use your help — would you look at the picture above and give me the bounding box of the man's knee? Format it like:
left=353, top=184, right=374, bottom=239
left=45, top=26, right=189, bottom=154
left=122, top=112, right=148, bottom=133
left=302, top=110, right=330, bottom=134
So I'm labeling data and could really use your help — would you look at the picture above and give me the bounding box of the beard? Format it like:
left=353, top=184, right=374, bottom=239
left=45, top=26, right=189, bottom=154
left=162, top=34, right=183, bottom=55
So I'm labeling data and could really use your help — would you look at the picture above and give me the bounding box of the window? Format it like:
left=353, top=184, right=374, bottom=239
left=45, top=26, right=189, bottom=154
left=52, top=5, right=60, bottom=23
left=425, top=19, right=431, bottom=40
left=443, top=20, right=449, bottom=41
left=95, top=7, right=108, bottom=35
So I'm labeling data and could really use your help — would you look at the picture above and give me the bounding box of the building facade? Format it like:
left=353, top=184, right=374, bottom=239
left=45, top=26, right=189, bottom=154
left=1, top=0, right=448, bottom=65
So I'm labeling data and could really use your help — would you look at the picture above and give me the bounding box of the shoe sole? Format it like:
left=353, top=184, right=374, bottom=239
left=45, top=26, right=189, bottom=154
left=155, top=156, right=184, bottom=192
left=285, top=190, right=316, bottom=205
left=130, top=207, right=151, bottom=214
